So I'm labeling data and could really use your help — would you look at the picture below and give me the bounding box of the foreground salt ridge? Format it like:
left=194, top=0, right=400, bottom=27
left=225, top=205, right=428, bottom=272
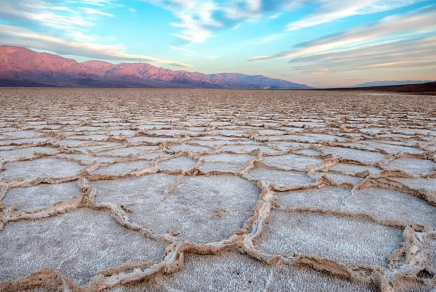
left=0, top=89, right=435, bottom=291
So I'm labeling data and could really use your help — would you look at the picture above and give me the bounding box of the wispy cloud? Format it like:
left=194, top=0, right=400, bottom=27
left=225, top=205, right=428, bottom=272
left=269, top=12, right=282, bottom=20
left=287, top=0, right=422, bottom=31
left=0, top=24, right=192, bottom=67
left=0, top=0, right=190, bottom=67
left=170, top=45, right=197, bottom=55
left=79, top=7, right=115, bottom=17
left=250, top=6, right=436, bottom=61
left=206, top=56, right=218, bottom=60
left=67, top=0, right=120, bottom=7
left=288, top=36, right=436, bottom=73
left=0, top=0, right=117, bottom=39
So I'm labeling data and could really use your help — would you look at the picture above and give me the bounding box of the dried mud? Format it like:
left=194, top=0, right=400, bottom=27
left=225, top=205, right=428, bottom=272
left=0, top=88, right=435, bottom=291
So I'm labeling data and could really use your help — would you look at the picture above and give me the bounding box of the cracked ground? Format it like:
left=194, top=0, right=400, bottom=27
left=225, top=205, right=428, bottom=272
left=0, top=88, right=436, bottom=292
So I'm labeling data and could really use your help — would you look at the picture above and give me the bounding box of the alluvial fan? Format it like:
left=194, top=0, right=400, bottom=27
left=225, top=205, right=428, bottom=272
left=0, top=88, right=435, bottom=292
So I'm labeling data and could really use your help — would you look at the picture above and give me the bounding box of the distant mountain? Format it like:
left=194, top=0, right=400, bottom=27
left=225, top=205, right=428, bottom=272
left=323, top=81, right=436, bottom=94
left=0, top=46, right=311, bottom=89
left=354, top=80, right=434, bottom=87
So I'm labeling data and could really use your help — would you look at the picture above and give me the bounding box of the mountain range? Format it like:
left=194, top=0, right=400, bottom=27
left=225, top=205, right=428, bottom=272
left=0, top=46, right=310, bottom=89
left=355, top=80, right=434, bottom=87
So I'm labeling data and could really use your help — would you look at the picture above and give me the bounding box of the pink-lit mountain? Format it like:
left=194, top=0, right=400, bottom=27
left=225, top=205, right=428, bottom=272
left=0, top=46, right=310, bottom=89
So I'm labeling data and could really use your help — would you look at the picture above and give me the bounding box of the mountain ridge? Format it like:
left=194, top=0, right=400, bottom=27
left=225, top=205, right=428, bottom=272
left=0, top=46, right=311, bottom=89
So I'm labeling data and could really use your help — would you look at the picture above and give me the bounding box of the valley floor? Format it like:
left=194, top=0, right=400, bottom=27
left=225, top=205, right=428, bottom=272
left=0, top=88, right=435, bottom=292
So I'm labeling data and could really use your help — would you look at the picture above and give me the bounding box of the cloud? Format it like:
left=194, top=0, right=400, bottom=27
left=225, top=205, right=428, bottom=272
left=141, top=0, right=423, bottom=44
left=0, top=24, right=192, bottom=67
left=0, top=1, right=94, bottom=33
left=141, top=0, right=294, bottom=43
left=0, top=0, right=118, bottom=44
left=79, top=7, right=115, bottom=17
left=171, top=1, right=223, bottom=43
left=0, top=0, right=121, bottom=40
left=0, top=0, right=188, bottom=67
left=67, top=0, right=120, bottom=7
left=206, top=56, right=218, bottom=59
left=286, top=0, right=422, bottom=31
left=143, top=0, right=221, bottom=43
left=269, top=12, right=282, bottom=19
left=250, top=6, right=436, bottom=61
left=287, top=36, right=436, bottom=73
left=169, top=45, right=197, bottom=55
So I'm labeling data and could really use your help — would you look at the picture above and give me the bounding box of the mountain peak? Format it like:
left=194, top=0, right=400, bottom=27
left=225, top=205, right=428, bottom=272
left=82, top=60, right=112, bottom=66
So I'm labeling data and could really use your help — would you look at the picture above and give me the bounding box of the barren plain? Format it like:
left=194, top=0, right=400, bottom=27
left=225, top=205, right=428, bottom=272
left=0, top=88, right=435, bottom=292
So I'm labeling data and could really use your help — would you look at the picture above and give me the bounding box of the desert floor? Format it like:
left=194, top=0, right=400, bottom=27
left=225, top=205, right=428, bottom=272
left=0, top=88, right=435, bottom=292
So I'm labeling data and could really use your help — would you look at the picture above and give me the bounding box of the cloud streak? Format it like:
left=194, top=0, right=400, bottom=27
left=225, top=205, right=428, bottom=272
left=250, top=6, right=436, bottom=62
left=0, top=24, right=192, bottom=67
left=170, top=45, right=197, bottom=56
left=288, top=36, right=436, bottom=73
left=0, top=0, right=102, bottom=33
left=287, top=0, right=422, bottom=31
left=0, top=0, right=191, bottom=67
left=79, top=7, right=115, bottom=17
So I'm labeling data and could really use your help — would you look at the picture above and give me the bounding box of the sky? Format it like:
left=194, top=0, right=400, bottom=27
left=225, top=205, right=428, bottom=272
left=0, top=0, right=435, bottom=87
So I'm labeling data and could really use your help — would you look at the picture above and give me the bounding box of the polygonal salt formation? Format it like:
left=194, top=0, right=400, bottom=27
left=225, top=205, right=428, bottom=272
left=265, top=264, right=375, bottom=292
left=249, top=168, right=315, bottom=189
left=199, top=162, right=244, bottom=173
left=0, top=209, right=167, bottom=285
left=385, top=158, right=436, bottom=176
left=93, top=175, right=259, bottom=243
left=330, top=163, right=381, bottom=176
left=99, top=146, right=158, bottom=157
left=221, top=144, right=279, bottom=154
left=158, top=157, right=196, bottom=172
left=390, top=178, right=436, bottom=194
left=138, top=152, right=171, bottom=160
left=0, top=130, right=40, bottom=139
left=0, top=147, right=58, bottom=160
left=313, top=172, right=362, bottom=186
left=201, top=153, right=254, bottom=164
left=262, top=154, right=322, bottom=171
left=109, top=250, right=375, bottom=292
left=344, top=188, right=436, bottom=228
left=276, top=187, right=350, bottom=210
left=323, top=147, right=386, bottom=164
left=255, top=211, right=404, bottom=266
left=1, top=158, right=83, bottom=180
left=92, top=161, right=152, bottom=176
left=169, top=144, right=211, bottom=152
left=3, top=182, right=81, bottom=210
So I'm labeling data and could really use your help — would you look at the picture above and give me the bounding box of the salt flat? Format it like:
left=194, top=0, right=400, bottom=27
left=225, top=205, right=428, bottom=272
left=0, top=88, right=435, bottom=292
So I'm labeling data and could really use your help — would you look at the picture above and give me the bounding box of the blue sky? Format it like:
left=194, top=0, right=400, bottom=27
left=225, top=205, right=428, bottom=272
left=0, top=0, right=435, bottom=87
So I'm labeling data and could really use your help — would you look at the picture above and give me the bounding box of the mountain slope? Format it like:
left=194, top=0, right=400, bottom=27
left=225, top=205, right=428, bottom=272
left=0, top=46, right=310, bottom=89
